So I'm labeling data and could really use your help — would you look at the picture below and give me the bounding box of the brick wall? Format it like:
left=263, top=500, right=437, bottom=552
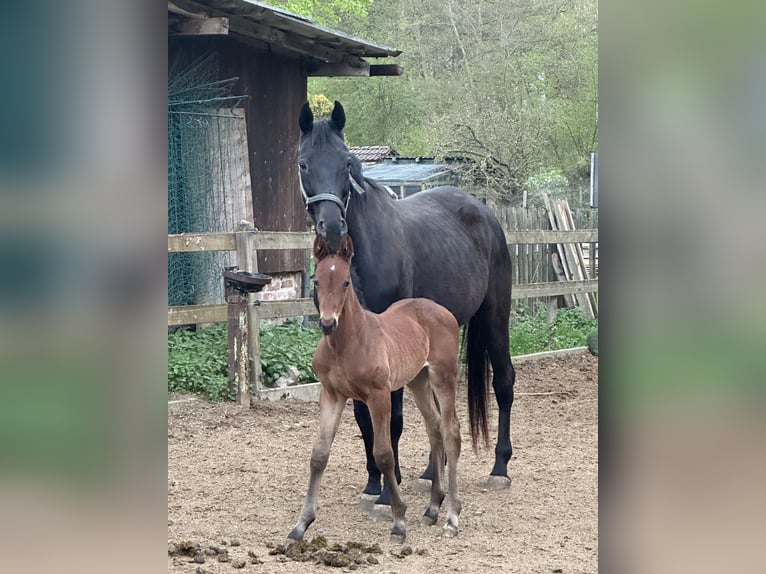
left=256, top=271, right=302, bottom=301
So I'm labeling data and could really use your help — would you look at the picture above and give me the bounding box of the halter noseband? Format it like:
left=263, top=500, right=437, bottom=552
left=298, top=171, right=366, bottom=218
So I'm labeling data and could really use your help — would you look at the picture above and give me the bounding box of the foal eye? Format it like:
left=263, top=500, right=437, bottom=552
left=343, top=280, right=350, bottom=288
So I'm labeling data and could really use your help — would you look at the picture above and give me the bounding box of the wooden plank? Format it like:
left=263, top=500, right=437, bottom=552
left=168, top=232, right=236, bottom=253
left=512, top=279, right=598, bottom=299
left=554, top=200, right=593, bottom=317
left=168, top=304, right=227, bottom=325
left=247, top=231, right=315, bottom=251
left=169, top=16, right=229, bottom=35
left=168, top=299, right=317, bottom=326
left=258, top=298, right=317, bottom=320
left=505, top=229, right=598, bottom=244
left=168, top=231, right=316, bottom=253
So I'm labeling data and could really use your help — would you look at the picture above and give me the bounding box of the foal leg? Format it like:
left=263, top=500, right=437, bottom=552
left=367, top=391, right=408, bottom=543
left=354, top=389, right=403, bottom=503
left=289, top=389, right=346, bottom=541
left=434, top=377, right=462, bottom=537
left=407, top=373, right=447, bottom=527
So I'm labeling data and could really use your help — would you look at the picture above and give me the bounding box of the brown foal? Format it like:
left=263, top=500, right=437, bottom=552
left=288, top=234, right=462, bottom=543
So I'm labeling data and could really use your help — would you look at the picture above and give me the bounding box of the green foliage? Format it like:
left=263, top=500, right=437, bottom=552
left=268, top=0, right=371, bottom=25
left=168, top=324, right=231, bottom=401
left=167, top=310, right=597, bottom=401
left=167, top=321, right=322, bottom=400
left=309, top=0, right=597, bottom=202
left=259, top=320, right=321, bottom=388
left=510, top=306, right=598, bottom=356
left=587, top=330, right=599, bottom=356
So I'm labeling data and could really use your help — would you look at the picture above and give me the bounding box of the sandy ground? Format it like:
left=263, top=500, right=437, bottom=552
left=168, top=352, right=598, bottom=573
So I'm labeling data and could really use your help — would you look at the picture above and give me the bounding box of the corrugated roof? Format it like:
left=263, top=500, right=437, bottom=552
left=363, top=160, right=454, bottom=183
left=169, top=1, right=401, bottom=65
left=350, top=146, right=399, bottom=163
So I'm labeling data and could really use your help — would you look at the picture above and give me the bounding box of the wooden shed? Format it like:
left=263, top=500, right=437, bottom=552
left=168, top=0, right=401, bottom=303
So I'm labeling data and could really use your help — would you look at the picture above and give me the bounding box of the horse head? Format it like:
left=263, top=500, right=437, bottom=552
left=313, top=234, right=355, bottom=335
left=298, top=101, right=365, bottom=253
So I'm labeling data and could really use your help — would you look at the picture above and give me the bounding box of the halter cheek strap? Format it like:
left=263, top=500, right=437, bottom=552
left=298, top=171, right=366, bottom=217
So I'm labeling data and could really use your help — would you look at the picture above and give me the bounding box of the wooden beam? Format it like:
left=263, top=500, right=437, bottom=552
left=168, top=232, right=236, bottom=253
left=168, top=299, right=318, bottom=326
left=512, top=279, right=598, bottom=299
left=505, top=229, right=598, bottom=244
left=169, top=16, right=229, bottom=36
left=257, top=298, right=317, bottom=320
left=307, top=63, right=404, bottom=77
left=308, top=62, right=370, bottom=77
left=369, top=64, right=403, bottom=77
left=168, top=304, right=227, bottom=325
left=168, top=231, right=315, bottom=253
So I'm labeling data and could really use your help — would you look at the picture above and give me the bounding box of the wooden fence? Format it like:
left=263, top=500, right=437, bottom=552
left=168, top=224, right=597, bottom=404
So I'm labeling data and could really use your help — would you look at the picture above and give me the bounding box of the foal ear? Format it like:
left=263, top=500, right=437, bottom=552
left=330, top=101, right=345, bottom=132
left=299, top=102, right=314, bottom=134
left=338, top=234, right=354, bottom=262
left=313, top=235, right=330, bottom=261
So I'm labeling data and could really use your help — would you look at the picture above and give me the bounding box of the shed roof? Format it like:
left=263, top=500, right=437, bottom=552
left=169, top=1, right=401, bottom=73
left=349, top=146, right=399, bottom=163
left=363, top=159, right=454, bottom=184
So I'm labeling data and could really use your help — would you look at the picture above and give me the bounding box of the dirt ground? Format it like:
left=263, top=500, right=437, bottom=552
left=168, top=352, right=598, bottom=574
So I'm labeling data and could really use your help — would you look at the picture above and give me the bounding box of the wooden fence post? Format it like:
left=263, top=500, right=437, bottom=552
left=235, top=230, right=264, bottom=405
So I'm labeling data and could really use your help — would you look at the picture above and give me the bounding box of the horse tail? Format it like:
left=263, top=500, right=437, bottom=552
left=465, top=313, right=491, bottom=450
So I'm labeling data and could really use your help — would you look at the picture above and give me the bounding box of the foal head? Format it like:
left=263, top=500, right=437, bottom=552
left=313, top=234, right=355, bottom=335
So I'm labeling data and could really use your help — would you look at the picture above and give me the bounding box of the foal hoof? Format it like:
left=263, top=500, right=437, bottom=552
left=389, top=531, right=406, bottom=544
left=287, top=528, right=304, bottom=541
left=442, top=523, right=458, bottom=538
left=484, top=475, right=512, bottom=491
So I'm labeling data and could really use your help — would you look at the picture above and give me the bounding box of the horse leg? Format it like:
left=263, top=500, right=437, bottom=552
left=375, top=388, right=403, bottom=506
left=353, top=400, right=381, bottom=496
left=407, top=371, right=447, bottom=527
left=483, top=304, right=516, bottom=488
left=289, top=388, right=346, bottom=541
left=368, top=391, right=408, bottom=543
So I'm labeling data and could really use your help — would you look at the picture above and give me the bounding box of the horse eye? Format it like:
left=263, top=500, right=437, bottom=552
left=298, top=161, right=308, bottom=172
left=313, top=280, right=319, bottom=287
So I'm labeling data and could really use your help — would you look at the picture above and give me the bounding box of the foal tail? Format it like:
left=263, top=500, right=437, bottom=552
left=465, top=313, right=490, bottom=450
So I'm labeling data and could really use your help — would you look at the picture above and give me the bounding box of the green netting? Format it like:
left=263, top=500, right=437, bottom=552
left=168, top=52, right=247, bottom=307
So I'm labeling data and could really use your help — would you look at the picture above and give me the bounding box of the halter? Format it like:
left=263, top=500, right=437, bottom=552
left=298, top=171, right=366, bottom=218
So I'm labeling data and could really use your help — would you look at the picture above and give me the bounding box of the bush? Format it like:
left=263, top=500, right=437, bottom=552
left=168, top=324, right=231, bottom=401
left=510, top=306, right=598, bottom=356
left=168, top=320, right=322, bottom=400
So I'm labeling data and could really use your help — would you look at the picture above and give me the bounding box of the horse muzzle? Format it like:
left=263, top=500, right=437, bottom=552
left=319, top=317, right=338, bottom=335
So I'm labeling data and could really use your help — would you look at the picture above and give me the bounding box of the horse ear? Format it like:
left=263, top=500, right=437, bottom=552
left=299, top=102, right=314, bottom=134
left=339, top=234, right=354, bottom=262
left=330, top=101, right=345, bottom=132
left=313, top=235, right=330, bottom=260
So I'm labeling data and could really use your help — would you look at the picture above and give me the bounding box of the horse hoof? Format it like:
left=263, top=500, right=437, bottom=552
left=390, top=532, right=406, bottom=544
left=287, top=528, right=304, bottom=541
left=420, top=514, right=438, bottom=527
left=362, top=483, right=382, bottom=496
left=442, top=524, right=458, bottom=538
left=484, top=475, right=512, bottom=490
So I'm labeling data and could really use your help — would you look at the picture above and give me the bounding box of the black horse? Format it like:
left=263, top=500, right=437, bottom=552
left=297, top=101, right=516, bottom=503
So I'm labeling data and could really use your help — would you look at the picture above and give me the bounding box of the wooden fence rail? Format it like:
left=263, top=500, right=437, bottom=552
left=168, top=228, right=597, bottom=403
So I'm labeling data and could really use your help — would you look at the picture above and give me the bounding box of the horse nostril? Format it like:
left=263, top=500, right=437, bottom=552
left=319, top=317, right=337, bottom=334
left=317, top=219, right=326, bottom=234
left=339, top=218, right=347, bottom=233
